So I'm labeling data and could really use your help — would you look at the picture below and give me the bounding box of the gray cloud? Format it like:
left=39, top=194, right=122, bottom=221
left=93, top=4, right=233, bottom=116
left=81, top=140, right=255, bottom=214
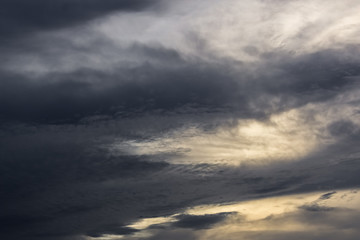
left=319, top=191, right=337, bottom=200
left=1, top=1, right=360, bottom=240
left=0, top=0, right=158, bottom=40
left=147, top=229, right=197, bottom=240
left=328, top=120, right=358, bottom=137
left=172, top=213, right=233, bottom=230
left=1, top=44, right=360, bottom=125
left=299, top=204, right=335, bottom=212
left=1, top=119, right=359, bottom=239
left=117, top=191, right=360, bottom=240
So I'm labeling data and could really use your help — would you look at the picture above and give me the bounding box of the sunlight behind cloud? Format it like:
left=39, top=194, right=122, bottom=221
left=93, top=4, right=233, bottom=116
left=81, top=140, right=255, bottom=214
left=110, top=109, right=326, bottom=165
left=192, top=189, right=360, bottom=240
left=127, top=216, right=178, bottom=230
left=112, top=189, right=360, bottom=240
left=110, top=86, right=360, bottom=166
left=95, top=0, right=360, bottom=63
left=2, top=0, right=360, bottom=239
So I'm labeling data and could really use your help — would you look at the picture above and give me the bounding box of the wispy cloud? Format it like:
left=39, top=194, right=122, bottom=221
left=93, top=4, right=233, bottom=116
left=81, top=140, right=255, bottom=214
left=1, top=0, right=360, bottom=239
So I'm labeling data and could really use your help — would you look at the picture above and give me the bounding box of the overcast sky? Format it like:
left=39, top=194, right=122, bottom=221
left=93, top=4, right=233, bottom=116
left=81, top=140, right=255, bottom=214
left=1, top=1, right=360, bottom=240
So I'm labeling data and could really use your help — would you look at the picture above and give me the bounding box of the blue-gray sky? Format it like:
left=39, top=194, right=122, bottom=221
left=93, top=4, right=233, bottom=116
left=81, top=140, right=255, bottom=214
left=1, top=1, right=360, bottom=239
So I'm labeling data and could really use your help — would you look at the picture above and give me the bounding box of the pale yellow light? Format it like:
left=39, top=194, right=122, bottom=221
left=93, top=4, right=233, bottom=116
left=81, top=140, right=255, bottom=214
left=127, top=216, right=178, bottom=230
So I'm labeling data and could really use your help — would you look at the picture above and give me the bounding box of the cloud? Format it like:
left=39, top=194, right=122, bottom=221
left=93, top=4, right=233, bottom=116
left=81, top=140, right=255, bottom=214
left=327, top=120, right=358, bottom=137
left=319, top=191, right=337, bottom=200
left=1, top=122, right=360, bottom=240
left=1, top=44, right=360, bottom=126
left=172, top=213, right=233, bottom=230
left=114, top=190, right=360, bottom=240
left=146, top=229, right=197, bottom=240
left=1, top=1, right=360, bottom=240
left=86, top=226, right=139, bottom=238
left=299, top=204, right=335, bottom=212
left=0, top=0, right=159, bottom=39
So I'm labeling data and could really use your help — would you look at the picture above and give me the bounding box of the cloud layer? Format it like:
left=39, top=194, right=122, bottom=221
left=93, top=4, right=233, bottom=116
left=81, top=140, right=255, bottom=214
left=1, top=0, right=360, bottom=239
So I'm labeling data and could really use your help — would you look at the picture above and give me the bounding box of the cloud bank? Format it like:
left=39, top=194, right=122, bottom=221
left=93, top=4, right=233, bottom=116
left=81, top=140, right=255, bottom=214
left=1, top=0, right=360, bottom=239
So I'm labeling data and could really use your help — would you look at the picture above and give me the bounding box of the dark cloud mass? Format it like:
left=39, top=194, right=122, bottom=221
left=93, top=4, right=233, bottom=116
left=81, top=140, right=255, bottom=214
left=1, top=0, right=360, bottom=240
left=0, top=0, right=158, bottom=39
left=1, top=46, right=360, bottom=125
left=172, top=213, right=233, bottom=229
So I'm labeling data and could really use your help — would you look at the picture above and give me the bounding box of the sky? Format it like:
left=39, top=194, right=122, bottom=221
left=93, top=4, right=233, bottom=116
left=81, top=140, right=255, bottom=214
left=1, top=0, right=360, bottom=239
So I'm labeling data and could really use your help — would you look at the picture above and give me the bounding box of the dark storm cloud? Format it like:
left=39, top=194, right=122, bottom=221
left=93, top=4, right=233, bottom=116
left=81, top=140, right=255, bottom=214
left=0, top=0, right=158, bottom=39
left=86, top=226, right=139, bottom=238
left=1, top=45, right=360, bottom=125
left=172, top=213, right=233, bottom=229
left=1, top=86, right=360, bottom=240
left=319, top=191, right=337, bottom=200
left=247, top=47, right=360, bottom=114
left=253, top=176, right=307, bottom=194
left=0, top=63, right=239, bottom=124
left=296, top=191, right=338, bottom=212
left=0, top=132, right=168, bottom=204
left=122, top=191, right=360, bottom=240
left=327, top=120, right=358, bottom=137
left=0, top=143, right=168, bottom=239
left=1, top=3, right=360, bottom=238
left=1, top=114, right=359, bottom=240
left=147, top=229, right=197, bottom=240
left=1, top=148, right=359, bottom=239
left=299, top=204, right=335, bottom=212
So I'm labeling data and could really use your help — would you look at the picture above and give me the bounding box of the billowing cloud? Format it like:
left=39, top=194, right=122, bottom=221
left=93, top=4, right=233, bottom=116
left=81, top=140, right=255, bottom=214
left=0, top=0, right=159, bottom=39
left=1, top=0, right=360, bottom=240
left=171, top=213, right=233, bottom=230
left=112, top=190, right=360, bottom=240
